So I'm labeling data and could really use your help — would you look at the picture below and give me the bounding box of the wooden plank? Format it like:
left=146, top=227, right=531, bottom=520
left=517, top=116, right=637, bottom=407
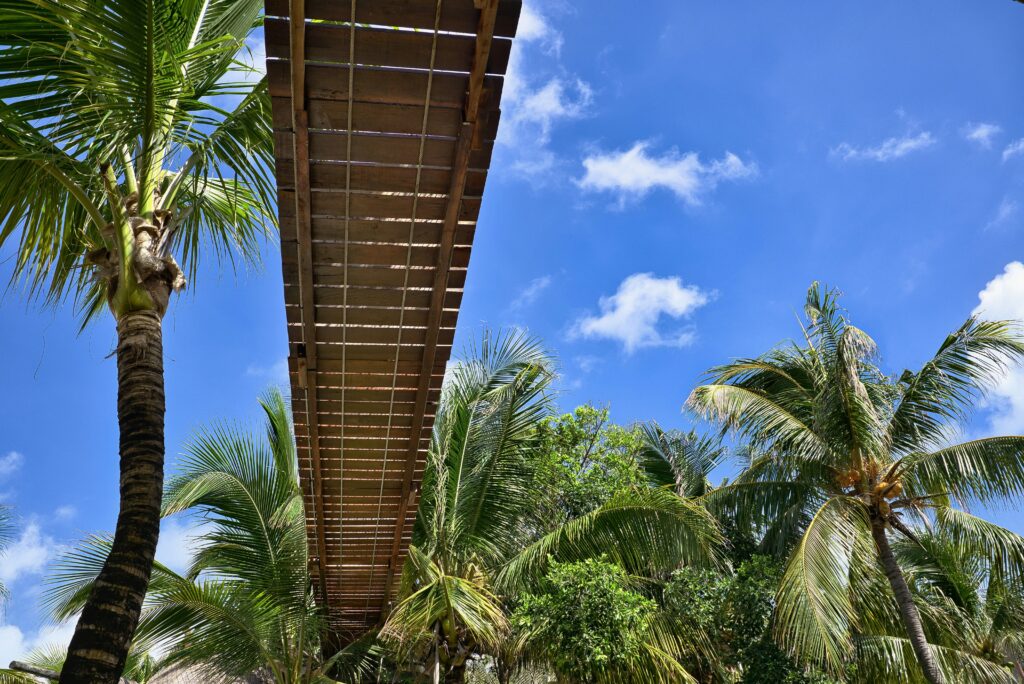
left=265, top=19, right=512, bottom=74
left=271, top=99, right=502, bottom=148
left=284, top=284, right=463, bottom=310
left=279, top=189, right=483, bottom=222
left=264, top=0, right=523, bottom=38
left=268, top=61, right=505, bottom=111
left=276, top=160, right=489, bottom=196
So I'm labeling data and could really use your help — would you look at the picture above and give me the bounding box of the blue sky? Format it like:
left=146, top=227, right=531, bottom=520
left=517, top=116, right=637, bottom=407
left=2, top=0, right=1024, bottom=662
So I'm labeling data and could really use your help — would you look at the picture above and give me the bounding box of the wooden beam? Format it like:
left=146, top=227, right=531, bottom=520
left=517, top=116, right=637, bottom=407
left=287, top=0, right=332, bottom=622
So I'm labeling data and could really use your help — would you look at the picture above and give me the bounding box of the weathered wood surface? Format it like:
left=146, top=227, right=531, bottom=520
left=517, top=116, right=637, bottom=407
left=267, top=0, right=521, bottom=642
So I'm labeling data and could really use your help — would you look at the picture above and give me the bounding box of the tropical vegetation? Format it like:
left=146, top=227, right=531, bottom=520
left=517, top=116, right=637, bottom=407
left=5, top=286, right=1024, bottom=684
left=0, top=0, right=274, bottom=679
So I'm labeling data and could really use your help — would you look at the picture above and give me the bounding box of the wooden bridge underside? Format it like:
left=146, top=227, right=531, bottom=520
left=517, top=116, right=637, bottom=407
left=266, top=0, right=522, bottom=640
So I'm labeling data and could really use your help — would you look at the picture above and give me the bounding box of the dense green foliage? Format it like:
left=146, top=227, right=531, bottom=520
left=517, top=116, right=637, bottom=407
left=534, top=405, right=648, bottom=523
left=512, top=558, right=658, bottom=682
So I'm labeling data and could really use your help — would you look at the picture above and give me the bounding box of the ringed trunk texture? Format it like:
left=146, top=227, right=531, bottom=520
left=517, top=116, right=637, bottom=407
left=60, top=311, right=165, bottom=684
left=871, top=519, right=945, bottom=684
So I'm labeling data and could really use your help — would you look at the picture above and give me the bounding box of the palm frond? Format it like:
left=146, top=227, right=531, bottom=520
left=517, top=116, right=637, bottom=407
left=774, top=496, right=869, bottom=672
left=497, top=488, right=724, bottom=593
left=856, top=635, right=1016, bottom=684
left=901, top=436, right=1024, bottom=506
left=687, top=384, right=832, bottom=463
left=888, top=318, right=1024, bottom=453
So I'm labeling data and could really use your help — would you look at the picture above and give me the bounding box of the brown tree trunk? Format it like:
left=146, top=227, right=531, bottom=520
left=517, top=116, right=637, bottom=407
left=871, top=519, right=944, bottom=684
left=60, top=311, right=165, bottom=683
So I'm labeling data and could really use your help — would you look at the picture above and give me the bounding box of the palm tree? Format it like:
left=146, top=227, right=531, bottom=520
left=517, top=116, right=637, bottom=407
left=43, top=391, right=372, bottom=683
left=688, top=283, right=1024, bottom=684
left=381, top=330, right=724, bottom=683
left=637, top=425, right=727, bottom=499
left=0, top=1, right=274, bottom=678
left=855, top=532, right=1024, bottom=682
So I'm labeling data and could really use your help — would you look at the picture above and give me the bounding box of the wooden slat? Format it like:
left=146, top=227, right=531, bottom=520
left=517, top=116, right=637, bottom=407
left=264, top=0, right=522, bottom=37
left=268, top=62, right=505, bottom=111
left=265, top=19, right=512, bottom=74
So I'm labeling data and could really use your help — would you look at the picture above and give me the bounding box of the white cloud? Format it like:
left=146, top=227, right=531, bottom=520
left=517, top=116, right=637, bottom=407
left=0, top=452, right=23, bottom=479
left=578, top=142, right=756, bottom=206
left=972, top=262, right=1024, bottom=434
left=52, top=505, right=76, bottom=522
left=986, top=197, right=1019, bottom=231
left=0, top=522, right=52, bottom=585
left=571, top=273, right=712, bottom=353
left=156, top=517, right=204, bottom=574
left=0, top=620, right=76, bottom=668
left=510, top=275, right=552, bottom=310
left=1003, top=138, right=1024, bottom=162
left=962, top=122, right=1002, bottom=149
left=246, top=358, right=289, bottom=386
left=497, top=2, right=590, bottom=177
left=831, top=131, right=936, bottom=162
left=516, top=2, right=563, bottom=52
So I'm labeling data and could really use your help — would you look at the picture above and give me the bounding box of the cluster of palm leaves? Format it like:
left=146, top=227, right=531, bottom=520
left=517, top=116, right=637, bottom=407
left=9, top=285, right=1024, bottom=684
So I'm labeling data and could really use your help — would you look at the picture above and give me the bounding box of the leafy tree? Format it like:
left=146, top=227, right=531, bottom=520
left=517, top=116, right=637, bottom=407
left=42, top=391, right=372, bottom=683
left=688, top=283, right=1024, bottom=684
left=380, top=331, right=723, bottom=683
left=0, top=0, right=273, bottom=678
left=534, top=405, right=649, bottom=524
left=665, top=556, right=838, bottom=684
left=512, top=557, right=676, bottom=683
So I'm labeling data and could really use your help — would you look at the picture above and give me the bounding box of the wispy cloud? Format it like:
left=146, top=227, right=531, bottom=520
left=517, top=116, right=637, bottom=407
left=578, top=142, right=756, bottom=206
left=831, top=131, right=936, bottom=162
left=1003, top=138, right=1024, bottom=162
left=570, top=273, right=713, bottom=353
left=53, top=505, right=76, bottom=522
left=0, top=451, right=23, bottom=479
left=962, top=122, right=1002, bottom=149
left=246, top=358, right=289, bottom=386
left=0, top=521, right=53, bottom=585
left=973, top=262, right=1024, bottom=434
left=510, top=275, right=553, bottom=311
left=497, top=2, right=591, bottom=177
left=986, top=197, right=1019, bottom=231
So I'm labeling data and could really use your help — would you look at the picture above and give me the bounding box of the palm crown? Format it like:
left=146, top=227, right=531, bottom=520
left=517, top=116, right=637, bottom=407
left=0, top=0, right=273, bottom=317
left=688, top=283, right=1024, bottom=682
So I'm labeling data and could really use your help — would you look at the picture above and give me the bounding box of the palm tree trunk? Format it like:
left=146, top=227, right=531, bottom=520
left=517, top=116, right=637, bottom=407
left=871, top=519, right=944, bottom=684
left=60, top=310, right=165, bottom=684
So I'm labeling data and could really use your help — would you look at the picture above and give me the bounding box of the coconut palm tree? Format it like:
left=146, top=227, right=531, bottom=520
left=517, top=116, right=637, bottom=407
left=0, top=0, right=274, bottom=678
left=43, top=391, right=373, bottom=684
left=687, top=283, right=1024, bottom=684
left=381, top=330, right=724, bottom=683
left=637, top=425, right=727, bottom=499
left=854, top=532, right=1024, bottom=682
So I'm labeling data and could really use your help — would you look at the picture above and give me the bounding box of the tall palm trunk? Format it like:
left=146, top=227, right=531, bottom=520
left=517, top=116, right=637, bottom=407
left=61, top=310, right=165, bottom=683
left=871, top=519, right=944, bottom=684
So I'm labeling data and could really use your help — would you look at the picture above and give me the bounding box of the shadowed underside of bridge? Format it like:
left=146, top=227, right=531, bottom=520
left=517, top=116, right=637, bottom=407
left=266, top=0, right=522, bottom=642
